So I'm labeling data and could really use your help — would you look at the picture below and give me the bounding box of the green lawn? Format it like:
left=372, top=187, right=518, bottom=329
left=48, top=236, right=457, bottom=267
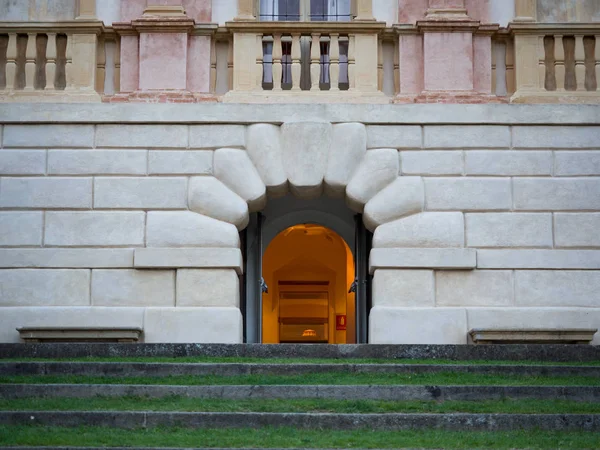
left=2, top=397, right=600, bottom=414
left=2, top=371, right=599, bottom=386
left=0, top=426, right=598, bottom=449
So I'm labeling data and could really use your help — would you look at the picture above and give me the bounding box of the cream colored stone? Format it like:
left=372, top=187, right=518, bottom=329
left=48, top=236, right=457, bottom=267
left=281, top=122, right=332, bottom=199
left=555, top=213, right=600, bottom=248
left=0, top=177, right=92, bottom=209
left=91, top=269, right=174, bottom=307
left=245, top=124, right=288, bottom=197
left=0, top=269, right=90, bottom=307
left=513, top=178, right=600, bottom=211
left=0, top=249, right=133, bottom=268
left=401, top=151, right=463, bottom=176
left=93, top=177, right=187, bottom=209
left=436, top=270, right=514, bottom=307
left=146, top=211, right=240, bottom=248
left=148, top=151, right=213, bottom=175
left=363, top=177, right=424, bottom=231
left=189, top=125, right=246, bottom=149
left=188, top=177, right=249, bottom=230
left=48, top=150, right=147, bottom=175
left=134, top=248, right=243, bottom=274
left=0, top=212, right=43, bottom=246
left=366, top=126, right=422, bottom=149
left=176, top=269, right=240, bottom=307
left=515, top=271, right=600, bottom=307
left=96, top=125, right=188, bottom=148
left=0, top=150, right=46, bottom=175
left=214, top=148, right=266, bottom=212
left=373, top=212, right=465, bottom=248
left=369, top=306, right=467, bottom=344
left=324, top=123, right=367, bottom=197
left=143, top=307, right=243, bottom=343
left=3, top=125, right=94, bottom=148
left=466, top=213, right=553, bottom=248
left=424, top=126, right=510, bottom=149
left=425, top=178, right=512, bottom=211
left=370, top=248, right=476, bottom=272
left=372, top=269, right=434, bottom=307
left=477, top=250, right=600, bottom=269
left=346, top=149, right=399, bottom=213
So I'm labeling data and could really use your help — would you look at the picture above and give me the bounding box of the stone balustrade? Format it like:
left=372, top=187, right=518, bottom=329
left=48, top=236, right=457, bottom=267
left=511, top=23, right=600, bottom=103
left=0, top=21, right=103, bottom=102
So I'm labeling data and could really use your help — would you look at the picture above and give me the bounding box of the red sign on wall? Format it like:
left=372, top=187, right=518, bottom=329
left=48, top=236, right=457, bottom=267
left=336, top=315, right=347, bottom=331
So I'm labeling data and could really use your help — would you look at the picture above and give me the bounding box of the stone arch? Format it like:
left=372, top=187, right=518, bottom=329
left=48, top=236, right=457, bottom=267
left=187, top=121, right=425, bottom=237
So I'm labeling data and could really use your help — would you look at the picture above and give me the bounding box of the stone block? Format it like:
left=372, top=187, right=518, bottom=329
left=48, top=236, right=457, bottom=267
left=0, top=269, right=90, bottom=307
left=0, top=249, right=133, bottom=268
left=214, top=148, right=266, bottom=212
left=373, top=212, right=464, bottom=248
left=325, top=123, right=367, bottom=197
left=91, top=269, right=175, bottom=307
left=176, top=269, right=240, bottom=307
left=139, top=33, right=187, bottom=90
left=424, top=178, right=511, bottom=211
left=96, top=125, right=188, bottom=148
left=0, top=177, right=92, bottom=208
left=466, top=308, right=600, bottom=345
left=188, top=177, right=249, bottom=230
left=366, top=126, right=422, bottom=149
left=189, top=125, right=246, bottom=148
left=436, top=270, right=513, bottom=307
left=146, top=212, right=240, bottom=249
left=143, top=307, right=243, bottom=343
left=93, top=177, right=187, bottom=209
left=372, top=269, right=434, bottom=307
left=245, top=124, right=287, bottom=197
left=48, top=150, right=147, bottom=175
left=3, top=125, right=94, bottom=148
left=555, top=151, right=600, bottom=176
left=0, top=150, right=46, bottom=175
left=134, top=248, right=243, bottom=274
left=363, top=177, right=424, bottom=231
left=465, top=151, right=553, bottom=176
left=466, top=213, right=553, bottom=248
left=369, top=306, right=467, bottom=344
left=45, top=212, right=145, bottom=247
left=424, top=126, right=510, bottom=149
left=369, top=248, right=476, bottom=272
left=0, top=307, right=145, bottom=343
left=281, top=122, right=331, bottom=199
left=555, top=213, right=600, bottom=248
left=477, top=250, right=600, bottom=269
left=515, top=270, right=600, bottom=307
left=148, top=151, right=213, bottom=175
left=401, top=151, right=463, bottom=176
left=346, top=149, right=399, bottom=212
left=0, top=212, right=43, bottom=246
left=513, top=178, right=600, bottom=211
left=513, top=126, right=600, bottom=149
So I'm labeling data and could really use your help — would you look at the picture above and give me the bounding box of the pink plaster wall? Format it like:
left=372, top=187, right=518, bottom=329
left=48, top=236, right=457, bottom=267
left=428, top=0, right=464, bottom=8
left=187, top=35, right=211, bottom=92
left=424, top=32, right=473, bottom=91
left=139, top=33, right=188, bottom=90
left=398, top=0, right=428, bottom=23
left=120, top=35, right=140, bottom=92
left=399, top=34, right=424, bottom=94
left=183, top=0, right=211, bottom=22
left=465, top=0, right=490, bottom=22
left=473, top=35, right=491, bottom=93
left=121, top=0, right=146, bottom=21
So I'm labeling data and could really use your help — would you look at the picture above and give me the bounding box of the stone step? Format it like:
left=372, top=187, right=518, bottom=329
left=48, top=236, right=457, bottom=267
left=1, top=343, right=599, bottom=362
left=3, top=383, right=600, bottom=402
left=2, top=411, right=599, bottom=431
left=3, top=362, right=599, bottom=377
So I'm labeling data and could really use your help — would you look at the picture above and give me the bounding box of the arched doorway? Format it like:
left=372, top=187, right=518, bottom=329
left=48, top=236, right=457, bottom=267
left=262, top=224, right=355, bottom=344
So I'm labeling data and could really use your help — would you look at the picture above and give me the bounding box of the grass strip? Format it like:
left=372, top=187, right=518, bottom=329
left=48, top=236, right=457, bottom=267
left=1, top=425, right=599, bottom=449
left=2, top=372, right=599, bottom=386
left=2, top=397, right=600, bottom=414
left=3, top=356, right=600, bottom=366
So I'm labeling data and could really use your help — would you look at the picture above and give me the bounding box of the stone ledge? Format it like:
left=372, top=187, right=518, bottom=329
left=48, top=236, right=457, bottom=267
left=0, top=249, right=134, bottom=268
left=477, top=250, right=600, bottom=269
left=134, top=248, right=243, bottom=274
left=17, top=327, right=143, bottom=343
left=369, top=248, right=476, bottom=273
left=469, top=328, right=598, bottom=345
left=1, top=104, right=599, bottom=125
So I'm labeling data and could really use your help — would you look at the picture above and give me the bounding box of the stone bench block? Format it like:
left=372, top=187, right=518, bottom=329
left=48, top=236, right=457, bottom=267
left=466, top=213, right=553, bottom=248
left=0, top=249, right=133, bottom=268
left=372, top=212, right=463, bottom=248
left=134, top=248, right=243, bottom=274
left=468, top=328, right=597, bottom=345
left=477, top=250, right=600, bottom=269
left=91, top=269, right=175, bottom=307
left=17, top=327, right=143, bottom=343
left=96, top=125, right=188, bottom=148
left=0, top=212, right=43, bottom=246
left=369, top=248, right=476, bottom=273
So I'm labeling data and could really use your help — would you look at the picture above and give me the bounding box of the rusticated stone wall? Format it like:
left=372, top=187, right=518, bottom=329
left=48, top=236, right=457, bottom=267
left=0, top=104, right=599, bottom=344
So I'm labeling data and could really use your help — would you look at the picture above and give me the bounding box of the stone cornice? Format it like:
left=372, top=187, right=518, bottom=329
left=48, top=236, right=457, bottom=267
left=508, top=22, right=600, bottom=35
left=225, top=20, right=386, bottom=34
left=0, top=20, right=105, bottom=34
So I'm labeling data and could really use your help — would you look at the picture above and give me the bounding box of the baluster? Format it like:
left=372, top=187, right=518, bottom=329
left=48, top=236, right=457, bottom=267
left=330, top=34, right=339, bottom=91
left=272, top=34, right=282, bottom=91
left=540, top=35, right=551, bottom=90
left=255, top=35, right=264, bottom=91
left=377, top=37, right=383, bottom=92
left=65, top=34, right=73, bottom=89
left=45, top=33, right=56, bottom=90
left=596, top=35, right=600, bottom=91
left=348, top=35, right=356, bottom=90
left=96, top=37, right=106, bottom=93
left=210, top=37, right=217, bottom=93
left=310, top=33, right=320, bottom=91
left=227, top=37, right=233, bottom=91
left=113, top=37, right=120, bottom=92
left=394, top=38, right=400, bottom=95
left=574, top=35, right=585, bottom=91
left=24, top=33, right=36, bottom=90
left=505, top=38, right=515, bottom=94
left=291, top=33, right=301, bottom=91
left=6, top=33, right=17, bottom=90
left=554, top=34, right=565, bottom=90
